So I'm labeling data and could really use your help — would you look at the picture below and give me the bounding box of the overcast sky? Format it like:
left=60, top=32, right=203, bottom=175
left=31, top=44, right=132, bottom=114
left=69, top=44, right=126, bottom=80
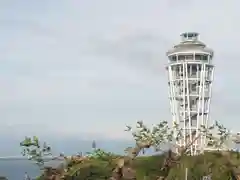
left=0, top=0, right=239, bottom=139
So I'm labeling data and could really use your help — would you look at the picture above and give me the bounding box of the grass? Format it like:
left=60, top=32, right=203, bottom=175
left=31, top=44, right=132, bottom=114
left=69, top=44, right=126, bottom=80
left=59, top=151, right=240, bottom=180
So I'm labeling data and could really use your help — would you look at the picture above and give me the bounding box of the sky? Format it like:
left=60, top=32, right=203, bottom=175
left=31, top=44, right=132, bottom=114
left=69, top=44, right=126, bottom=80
left=0, top=0, right=240, bottom=140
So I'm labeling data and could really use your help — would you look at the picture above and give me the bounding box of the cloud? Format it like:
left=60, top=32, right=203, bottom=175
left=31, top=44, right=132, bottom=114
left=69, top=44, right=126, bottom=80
left=87, top=31, right=171, bottom=77
left=0, top=0, right=240, bottom=140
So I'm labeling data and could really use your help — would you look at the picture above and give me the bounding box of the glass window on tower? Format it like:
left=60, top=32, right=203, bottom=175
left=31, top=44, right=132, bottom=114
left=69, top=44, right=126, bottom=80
left=191, top=65, right=197, bottom=76
left=191, top=83, right=197, bottom=92
left=178, top=55, right=185, bottom=60
left=195, top=55, right=201, bottom=60
left=203, top=55, right=208, bottom=61
left=195, top=54, right=208, bottom=61
left=191, top=119, right=197, bottom=128
left=170, top=55, right=177, bottom=62
left=186, top=55, right=193, bottom=60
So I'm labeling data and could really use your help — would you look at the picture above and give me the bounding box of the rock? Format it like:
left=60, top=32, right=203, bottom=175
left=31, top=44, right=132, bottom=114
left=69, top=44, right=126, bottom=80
left=0, top=177, right=8, bottom=180
left=122, top=167, right=136, bottom=180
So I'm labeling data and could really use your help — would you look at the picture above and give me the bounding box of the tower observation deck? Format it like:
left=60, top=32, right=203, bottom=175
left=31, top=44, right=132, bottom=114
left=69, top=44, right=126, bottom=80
left=166, top=32, right=214, bottom=155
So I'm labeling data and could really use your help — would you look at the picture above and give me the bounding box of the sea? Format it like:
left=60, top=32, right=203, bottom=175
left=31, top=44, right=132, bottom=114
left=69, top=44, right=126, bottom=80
left=0, top=159, right=59, bottom=180
left=0, top=137, right=136, bottom=180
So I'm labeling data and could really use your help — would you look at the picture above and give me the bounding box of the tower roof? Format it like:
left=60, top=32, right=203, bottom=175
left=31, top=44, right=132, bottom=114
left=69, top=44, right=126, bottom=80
left=166, top=32, right=214, bottom=56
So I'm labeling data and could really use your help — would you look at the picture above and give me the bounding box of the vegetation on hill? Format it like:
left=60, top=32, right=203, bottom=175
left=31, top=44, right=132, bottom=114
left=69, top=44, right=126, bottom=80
left=19, top=120, right=240, bottom=180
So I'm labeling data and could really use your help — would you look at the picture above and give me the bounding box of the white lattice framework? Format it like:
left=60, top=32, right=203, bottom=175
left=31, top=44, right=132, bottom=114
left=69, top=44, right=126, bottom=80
left=166, top=32, right=214, bottom=155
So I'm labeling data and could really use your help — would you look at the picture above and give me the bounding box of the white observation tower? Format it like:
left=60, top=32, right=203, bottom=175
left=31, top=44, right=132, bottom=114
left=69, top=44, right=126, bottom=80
left=166, top=32, right=214, bottom=155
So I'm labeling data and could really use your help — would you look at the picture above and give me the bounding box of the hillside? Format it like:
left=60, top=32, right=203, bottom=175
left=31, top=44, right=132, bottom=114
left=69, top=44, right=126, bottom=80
left=37, top=150, right=240, bottom=180
left=20, top=120, right=240, bottom=180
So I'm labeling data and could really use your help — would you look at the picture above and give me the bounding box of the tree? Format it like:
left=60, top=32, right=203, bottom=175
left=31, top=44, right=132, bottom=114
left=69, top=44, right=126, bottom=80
left=19, top=120, right=240, bottom=180
left=109, top=120, right=177, bottom=180
left=201, top=121, right=240, bottom=179
left=202, top=121, right=232, bottom=151
left=20, top=136, right=52, bottom=169
left=124, top=120, right=173, bottom=158
left=122, top=120, right=237, bottom=180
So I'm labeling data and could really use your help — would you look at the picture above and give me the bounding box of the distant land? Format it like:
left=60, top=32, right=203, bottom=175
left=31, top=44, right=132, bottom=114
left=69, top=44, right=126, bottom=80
left=3, top=125, right=239, bottom=158
left=0, top=129, right=136, bottom=157
left=0, top=129, right=173, bottom=157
